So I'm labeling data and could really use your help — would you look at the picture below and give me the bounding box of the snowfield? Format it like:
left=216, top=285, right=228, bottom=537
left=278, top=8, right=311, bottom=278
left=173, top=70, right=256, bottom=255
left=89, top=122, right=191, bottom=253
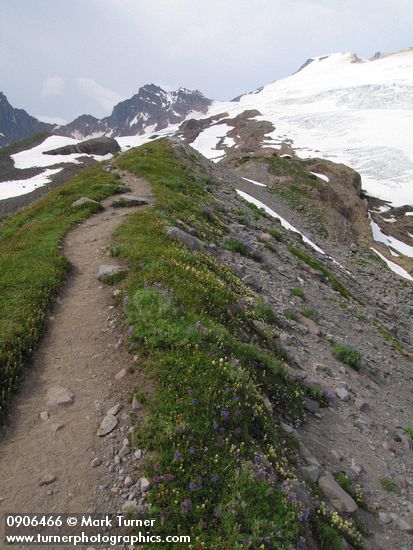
left=190, top=49, right=413, bottom=207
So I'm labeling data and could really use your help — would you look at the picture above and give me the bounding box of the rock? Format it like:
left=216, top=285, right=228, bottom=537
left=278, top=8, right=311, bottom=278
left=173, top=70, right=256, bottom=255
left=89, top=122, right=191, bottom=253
left=114, top=194, right=149, bottom=206
left=166, top=226, right=203, bottom=251
left=350, top=459, right=363, bottom=476
left=39, top=473, right=57, bottom=487
left=335, top=387, right=350, bottom=402
left=382, top=439, right=397, bottom=453
left=122, top=500, right=138, bottom=513
left=299, top=444, right=320, bottom=467
left=91, top=458, right=102, bottom=468
left=46, top=386, right=74, bottom=407
left=350, top=243, right=358, bottom=253
left=140, top=477, right=150, bottom=492
left=300, top=465, right=321, bottom=483
left=290, top=481, right=315, bottom=514
left=242, top=274, right=263, bottom=291
left=97, top=265, right=123, bottom=282
left=124, top=476, right=134, bottom=488
left=279, top=332, right=294, bottom=346
left=318, top=474, right=358, bottom=513
left=280, top=422, right=294, bottom=434
left=97, top=414, right=118, bottom=437
left=379, top=512, right=392, bottom=524
left=390, top=514, right=413, bottom=532
left=115, top=368, right=127, bottom=380
left=39, top=411, right=49, bottom=421
left=354, top=398, right=369, bottom=411
left=71, top=197, right=100, bottom=208
left=119, top=446, right=130, bottom=459
left=50, top=422, right=64, bottom=433
left=134, top=449, right=143, bottom=460
left=304, top=397, right=320, bottom=414
left=45, top=136, right=120, bottom=156
left=296, top=314, right=320, bottom=336
left=259, top=232, right=273, bottom=242
left=107, top=403, right=122, bottom=416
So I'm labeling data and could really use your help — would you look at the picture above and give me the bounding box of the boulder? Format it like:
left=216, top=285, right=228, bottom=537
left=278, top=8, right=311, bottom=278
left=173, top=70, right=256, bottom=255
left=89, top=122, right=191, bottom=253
left=44, top=137, right=120, bottom=156
left=46, top=386, right=74, bottom=407
left=318, top=474, right=358, bottom=513
left=166, top=226, right=203, bottom=251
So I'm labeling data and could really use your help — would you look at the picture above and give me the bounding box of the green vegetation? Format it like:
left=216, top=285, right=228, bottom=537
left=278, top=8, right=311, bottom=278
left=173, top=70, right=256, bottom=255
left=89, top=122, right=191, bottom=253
left=291, top=286, right=305, bottom=299
left=224, top=237, right=251, bottom=257
left=331, top=343, right=362, bottom=370
left=380, top=477, right=399, bottom=493
left=301, top=307, right=317, bottom=320
left=254, top=298, right=278, bottom=324
left=267, top=227, right=283, bottom=241
left=334, top=472, right=368, bottom=509
left=284, top=309, right=297, bottom=321
left=377, top=324, right=405, bottom=355
left=288, top=245, right=362, bottom=303
left=0, top=166, right=125, bottom=419
left=112, top=140, right=318, bottom=547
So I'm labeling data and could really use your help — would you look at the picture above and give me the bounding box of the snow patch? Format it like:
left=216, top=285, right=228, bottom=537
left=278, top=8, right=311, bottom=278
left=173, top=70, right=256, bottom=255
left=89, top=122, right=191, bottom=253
left=371, top=247, right=413, bottom=281
left=191, top=124, right=233, bottom=162
left=370, top=219, right=413, bottom=257
left=0, top=168, right=61, bottom=200
left=242, top=177, right=267, bottom=187
left=310, top=171, right=330, bottom=182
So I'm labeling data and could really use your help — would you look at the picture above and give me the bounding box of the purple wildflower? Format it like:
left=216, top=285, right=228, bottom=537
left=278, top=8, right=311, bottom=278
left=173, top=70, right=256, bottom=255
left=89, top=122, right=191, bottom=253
left=127, top=326, right=133, bottom=337
left=181, top=499, right=192, bottom=514
left=213, top=508, right=223, bottom=517
left=232, top=395, right=240, bottom=402
left=173, top=451, right=182, bottom=460
left=152, top=476, right=162, bottom=483
left=220, top=410, right=230, bottom=418
left=189, top=447, right=196, bottom=454
left=213, top=422, right=220, bottom=430
left=211, top=474, right=219, bottom=482
left=188, top=482, right=198, bottom=490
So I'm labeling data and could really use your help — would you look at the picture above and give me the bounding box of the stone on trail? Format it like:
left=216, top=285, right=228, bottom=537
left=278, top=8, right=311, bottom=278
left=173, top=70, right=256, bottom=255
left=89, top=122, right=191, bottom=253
left=107, top=403, right=122, bottom=416
left=97, top=265, right=123, bottom=282
left=46, top=386, right=74, bottom=407
left=39, top=473, right=57, bottom=487
left=335, top=387, right=350, bottom=402
left=91, top=457, right=102, bottom=468
left=71, top=197, right=99, bottom=208
left=97, top=414, right=118, bottom=437
left=39, top=411, right=49, bottom=421
left=115, top=368, right=127, bottom=380
left=114, top=194, right=149, bottom=206
left=318, top=474, right=358, bottom=513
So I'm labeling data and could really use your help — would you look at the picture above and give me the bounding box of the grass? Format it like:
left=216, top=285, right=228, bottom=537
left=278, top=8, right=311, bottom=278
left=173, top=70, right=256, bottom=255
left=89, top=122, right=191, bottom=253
left=111, top=139, right=323, bottom=548
left=0, top=165, right=125, bottom=419
left=301, top=308, right=318, bottom=321
left=288, top=245, right=362, bottom=304
left=331, top=343, right=362, bottom=370
left=377, top=324, right=405, bottom=355
left=291, top=287, right=305, bottom=299
left=380, top=477, right=399, bottom=493
left=267, top=227, right=283, bottom=242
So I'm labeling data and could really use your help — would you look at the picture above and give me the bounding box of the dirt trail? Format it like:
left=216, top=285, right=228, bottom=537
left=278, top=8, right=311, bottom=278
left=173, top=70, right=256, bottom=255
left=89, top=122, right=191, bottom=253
left=0, top=170, right=152, bottom=539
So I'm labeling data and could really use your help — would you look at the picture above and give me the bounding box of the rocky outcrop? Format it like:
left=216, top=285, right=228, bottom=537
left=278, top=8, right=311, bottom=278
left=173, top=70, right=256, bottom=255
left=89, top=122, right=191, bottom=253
left=57, top=85, right=212, bottom=140
left=0, top=92, right=54, bottom=147
left=44, top=136, right=120, bottom=156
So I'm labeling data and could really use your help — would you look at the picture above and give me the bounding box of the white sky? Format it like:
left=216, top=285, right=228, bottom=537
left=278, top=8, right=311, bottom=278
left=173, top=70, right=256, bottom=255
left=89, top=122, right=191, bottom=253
left=1, top=0, right=412, bottom=123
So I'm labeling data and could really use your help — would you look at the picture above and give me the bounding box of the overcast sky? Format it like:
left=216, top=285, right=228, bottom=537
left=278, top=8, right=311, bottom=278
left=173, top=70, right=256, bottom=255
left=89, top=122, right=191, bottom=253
left=1, top=0, right=412, bottom=123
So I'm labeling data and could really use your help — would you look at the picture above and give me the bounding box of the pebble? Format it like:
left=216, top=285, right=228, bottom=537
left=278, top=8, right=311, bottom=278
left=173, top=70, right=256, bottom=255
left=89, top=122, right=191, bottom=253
left=115, top=368, right=127, bottom=381
left=379, top=512, right=392, bottom=524
left=119, top=446, right=130, bottom=459
left=140, top=477, right=150, bottom=492
left=91, top=458, right=102, bottom=468
left=39, top=473, right=57, bottom=487
left=39, top=411, right=49, bottom=421
left=124, top=476, right=134, bottom=488
left=46, top=386, right=74, bottom=407
left=335, top=387, right=350, bottom=401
